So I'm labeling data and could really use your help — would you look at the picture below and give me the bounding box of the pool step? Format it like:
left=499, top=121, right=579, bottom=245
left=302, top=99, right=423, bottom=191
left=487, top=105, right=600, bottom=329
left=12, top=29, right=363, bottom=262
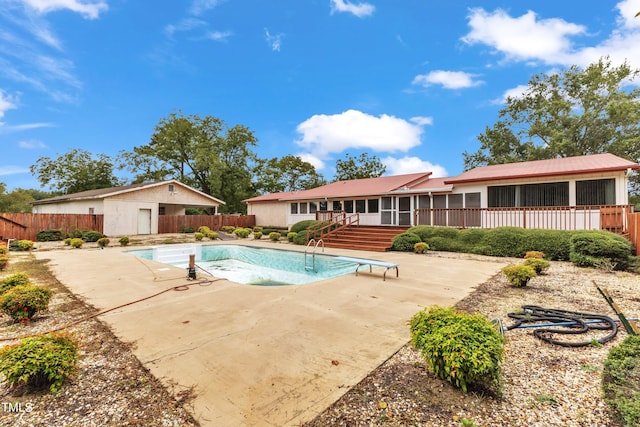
left=152, top=244, right=201, bottom=264
left=321, top=226, right=408, bottom=252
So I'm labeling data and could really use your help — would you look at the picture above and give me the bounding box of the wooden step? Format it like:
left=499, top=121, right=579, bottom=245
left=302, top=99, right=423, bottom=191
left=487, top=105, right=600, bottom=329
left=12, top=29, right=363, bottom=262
left=320, top=226, right=408, bottom=252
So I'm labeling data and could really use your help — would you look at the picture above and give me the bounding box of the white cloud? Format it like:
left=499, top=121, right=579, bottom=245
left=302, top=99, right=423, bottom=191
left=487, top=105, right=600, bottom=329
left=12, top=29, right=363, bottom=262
left=0, top=165, right=30, bottom=176
left=264, top=28, right=284, bottom=52
left=616, top=0, right=640, bottom=29
left=22, top=0, right=108, bottom=19
left=297, top=153, right=326, bottom=171
left=462, top=8, right=586, bottom=64
left=207, top=30, right=233, bottom=42
left=18, top=139, right=47, bottom=149
left=330, top=0, right=375, bottom=18
left=493, top=84, right=529, bottom=104
left=189, top=0, right=227, bottom=16
left=0, top=122, right=53, bottom=134
left=410, top=116, right=433, bottom=126
left=165, top=18, right=207, bottom=38
left=0, top=91, right=18, bottom=118
left=383, top=156, right=448, bottom=177
left=295, top=110, right=425, bottom=169
left=412, top=70, right=483, bottom=90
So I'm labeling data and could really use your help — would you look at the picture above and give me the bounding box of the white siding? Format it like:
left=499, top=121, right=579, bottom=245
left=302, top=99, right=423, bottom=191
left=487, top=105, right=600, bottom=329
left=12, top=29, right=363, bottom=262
left=33, top=200, right=103, bottom=214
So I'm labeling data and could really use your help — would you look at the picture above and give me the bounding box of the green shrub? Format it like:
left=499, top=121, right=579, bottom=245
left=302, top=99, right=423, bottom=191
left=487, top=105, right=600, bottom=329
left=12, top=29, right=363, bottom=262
left=118, top=236, right=130, bottom=246
left=69, top=238, right=84, bottom=249
left=194, top=232, right=204, bottom=241
left=520, top=229, right=573, bottom=261
left=197, top=225, right=211, bottom=234
left=63, top=238, right=72, bottom=246
left=414, top=242, right=429, bottom=254
left=253, top=231, right=263, bottom=240
left=36, top=229, right=64, bottom=242
left=570, top=231, right=633, bottom=271
left=409, top=226, right=459, bottom=242
left=524, top=258, right=550, bottom=274
left=0, top=245, right=8, bottom=255
left=221, top=226, right=236, bottom=233
left=287, top=232, right=297, bottom=242
left=293, top=232, right=309, bottom=245
left=502, top=264, right=536, bottom=287
left=81, top=230, right=104, bottom=242
left=391, top=232, right=422, bottom=251
left=10, top=240, right=33, bottom=251
left=602, top=335, right=640, bottom=426
left=425, top=236, right=466, bottom=253
left=0, top=285, right=53, bottom=321
left=269, top=232, right=282, bottom=241
left=234, top=228, right=252, bottom=238
left=0, top=256, right=8, bottom=271
left=290, top=220, right=321, bottom=234
left=0, top=332, right=78, bottom=393
left=179, top=225, right=195, bottom=233
left=206, top=231, right=219, bottom=240
left=1, top=272, right=31, bottom=294
left=479, top=227, right=528, bottom=257
left=96, top=237, right=110, bottom=248
left=458, top=228, right=488, bottom=247
left=409, top=306, right=504, bottom=393
left=253, top=226, right=263, bottom=233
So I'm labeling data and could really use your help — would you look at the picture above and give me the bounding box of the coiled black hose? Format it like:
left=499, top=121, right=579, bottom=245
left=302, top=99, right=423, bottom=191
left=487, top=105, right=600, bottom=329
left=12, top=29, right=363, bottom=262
left=504, top=305, right=618, bottom=347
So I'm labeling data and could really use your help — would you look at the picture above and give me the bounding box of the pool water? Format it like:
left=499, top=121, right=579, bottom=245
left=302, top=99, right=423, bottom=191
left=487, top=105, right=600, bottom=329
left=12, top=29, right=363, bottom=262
left=126, top=244, right=359, bottom=286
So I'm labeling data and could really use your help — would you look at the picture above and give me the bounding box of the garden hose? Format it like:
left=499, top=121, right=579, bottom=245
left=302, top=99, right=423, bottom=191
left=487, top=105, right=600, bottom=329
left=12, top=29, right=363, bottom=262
left=504, top=305, right=618, bottom=347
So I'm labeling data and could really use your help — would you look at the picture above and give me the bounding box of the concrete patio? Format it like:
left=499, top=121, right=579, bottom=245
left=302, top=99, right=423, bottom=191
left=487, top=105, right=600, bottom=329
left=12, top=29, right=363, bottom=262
left=36, top=240, right=508, bottom=426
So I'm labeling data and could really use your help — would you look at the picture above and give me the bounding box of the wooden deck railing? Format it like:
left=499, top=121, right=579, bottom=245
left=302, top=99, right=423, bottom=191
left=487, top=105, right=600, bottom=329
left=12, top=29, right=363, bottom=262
left=414, top=205, right=634, bottom=233
left=306, top=212, right=359, bottom=243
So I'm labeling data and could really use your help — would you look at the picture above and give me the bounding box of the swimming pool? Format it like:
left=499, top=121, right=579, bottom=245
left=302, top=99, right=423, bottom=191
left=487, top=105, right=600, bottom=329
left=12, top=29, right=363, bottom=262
left=126, top=244, right=359, bottom=286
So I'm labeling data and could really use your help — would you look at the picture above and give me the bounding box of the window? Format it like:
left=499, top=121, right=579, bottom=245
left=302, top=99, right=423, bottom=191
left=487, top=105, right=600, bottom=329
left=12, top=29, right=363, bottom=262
left=168, top=184, right=175, bottom=192
left=488, top=185, right=516, bottom=208
left=464, top=192, right=481, bottom=227
left=88, top=207, right=95, bottom=214
left=576, top=179, right=615, bottom=205
left=290, top=203, right=298, bottom=214
left=355, top=200, right=366, bottom=213
left=300, top=202, right=308, bottom=214
left=367, top=199, right=379, bottom=213
left=344, top=200, right=354, bottom=213
left=417, top=195, right=430, bottom=209
left=319, top=201, right=328, bottom=211
left=332, top=201, right=342, bottom=211
left=310, top=202, right=318, bottom=213
left=488, top=183, right=568, bottom=207
left=158, top=206, right=165, bottom=215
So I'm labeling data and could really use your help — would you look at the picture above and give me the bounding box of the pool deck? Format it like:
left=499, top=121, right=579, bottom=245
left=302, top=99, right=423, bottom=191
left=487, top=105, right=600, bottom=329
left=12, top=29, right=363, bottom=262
left=36, top=240, right=509, bottom=427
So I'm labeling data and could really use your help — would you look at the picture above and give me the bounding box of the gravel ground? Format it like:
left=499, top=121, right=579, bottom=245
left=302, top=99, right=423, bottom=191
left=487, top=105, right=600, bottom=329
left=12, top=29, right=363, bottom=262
left=0, top=239, right=637, bottom=426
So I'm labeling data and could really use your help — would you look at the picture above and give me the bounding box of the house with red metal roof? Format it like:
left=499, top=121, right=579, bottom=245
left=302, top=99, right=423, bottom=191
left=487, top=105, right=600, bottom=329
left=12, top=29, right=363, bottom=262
left=244, top=153, right=639, bottom=232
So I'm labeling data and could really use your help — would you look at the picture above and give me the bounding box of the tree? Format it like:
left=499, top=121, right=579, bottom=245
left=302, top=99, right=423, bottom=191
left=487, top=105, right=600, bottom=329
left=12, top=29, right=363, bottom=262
left=30, top=149, right=125, bottom=194
left=254, top=155, right=325, bottom=194
left=334, top=153, right=387, bottom=181
left=119, top=111, right=258, bottom=213
left=0, top=188, right=53, bottom=213
left=463, top=58, right=640, bottom=195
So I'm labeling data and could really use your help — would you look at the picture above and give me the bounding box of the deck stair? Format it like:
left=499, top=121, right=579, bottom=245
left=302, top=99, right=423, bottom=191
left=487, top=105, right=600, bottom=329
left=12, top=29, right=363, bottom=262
left=321, top=225, right=409, bottom=252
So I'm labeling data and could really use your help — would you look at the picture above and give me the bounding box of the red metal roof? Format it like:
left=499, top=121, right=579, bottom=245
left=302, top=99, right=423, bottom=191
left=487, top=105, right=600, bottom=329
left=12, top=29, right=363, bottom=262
left=244, top=172, right=432, bottom=203
left=445, top=153, right=640, bottom=184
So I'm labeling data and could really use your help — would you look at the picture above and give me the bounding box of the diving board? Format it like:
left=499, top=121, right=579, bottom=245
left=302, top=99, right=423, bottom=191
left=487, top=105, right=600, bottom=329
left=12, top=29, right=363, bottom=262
left=335, top=256, right=399, bottom=281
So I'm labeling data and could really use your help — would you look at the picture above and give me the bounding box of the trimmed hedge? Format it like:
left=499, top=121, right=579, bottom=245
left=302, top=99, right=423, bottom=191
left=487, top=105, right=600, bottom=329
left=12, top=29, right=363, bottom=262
left=602, top=335, right=640, bottom=426
left=391, top=232, right=421, bottom=251
left=570, top=231, right=633, bottom=271
left=290, top=220, right=322, bottom=234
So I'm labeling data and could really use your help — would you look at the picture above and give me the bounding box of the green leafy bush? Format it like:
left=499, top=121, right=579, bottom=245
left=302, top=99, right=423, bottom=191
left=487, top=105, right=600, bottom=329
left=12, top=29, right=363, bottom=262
left=290, top=220, right=321, bottom=234
left=69, top=238, right=84, bottom=248
left=9, top=240, right=33, bottom=251
left=253, top=226, right=263, bottom=233
left=269, top=232, right=282, bottom=241
left=81, top=230, right=104, bottom=242
left=97, top=237, right=110, bottom=248
left=0, top=285, right=53, bottom=321
left=0, top=245, right=8, bottom=255
left=206, top=231, right=219, bottom=240
left=36, top=229, right=64, bottom=242
left=63, top=238, right=72, bottom=246
left=1, top=272, right=31, bottom=294
left=479, top=227, right=528, bottom=257
left=287, top=232, right=297, bottom=242
left=197, top=226, right=211, bottom=234
left=409, top=226, right=459, bottom=242
left=194, top=232, right=204, bottom=241
left=602, top=335, right=640, bottom=426
left=0, top=332, right=78, bottom=393
left=0, top=256, right=8, bottom=271
left=524, top=251, right=545, bottom=259
left=179, top=225, right=195, bottom=233
left=253, top=231, right=263, bottom=240
left=425, top=236, right=466, bottom=253
left=118, top=236, right=130, bottom=246
left=293, top=232, right=309, bottom=245
left=414, top=242, right=429, bottom=254
left=410, top=306, right=504, bottom=393
left=502, top=264, right=536, bottom=287
left=458, top=228, right=488, bottom=247
left=234, top=228, right=252, bottom=238
left=221, top=226, right=236, bottom=233
left=391, top=232, right=421, bottom=251
left=524, top=258, right=550, bottom=274
left=570, top=231, right=633, bottom=271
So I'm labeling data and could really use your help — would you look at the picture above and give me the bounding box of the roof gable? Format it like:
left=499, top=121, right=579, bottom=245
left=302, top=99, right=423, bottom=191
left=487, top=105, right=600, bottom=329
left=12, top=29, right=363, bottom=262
left=445, top=153, right=640, bottom=184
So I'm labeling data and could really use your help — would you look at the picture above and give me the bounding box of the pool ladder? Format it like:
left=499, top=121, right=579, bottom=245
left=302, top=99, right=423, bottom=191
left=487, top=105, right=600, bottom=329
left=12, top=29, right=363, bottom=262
left=305, top=239, right=324, bottom=271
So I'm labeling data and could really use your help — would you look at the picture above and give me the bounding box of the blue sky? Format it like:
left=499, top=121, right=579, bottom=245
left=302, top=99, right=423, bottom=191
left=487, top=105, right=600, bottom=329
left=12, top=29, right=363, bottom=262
left=1, top=0, right=640, bottom=191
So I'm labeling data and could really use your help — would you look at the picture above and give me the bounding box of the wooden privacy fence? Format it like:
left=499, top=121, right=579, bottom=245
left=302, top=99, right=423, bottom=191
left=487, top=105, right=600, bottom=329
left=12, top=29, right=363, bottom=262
left=628, top=211, right=640, bottom=256
left=158, top=215, right=256, bottom=233
left=0, top=213, right=104, bottom=242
